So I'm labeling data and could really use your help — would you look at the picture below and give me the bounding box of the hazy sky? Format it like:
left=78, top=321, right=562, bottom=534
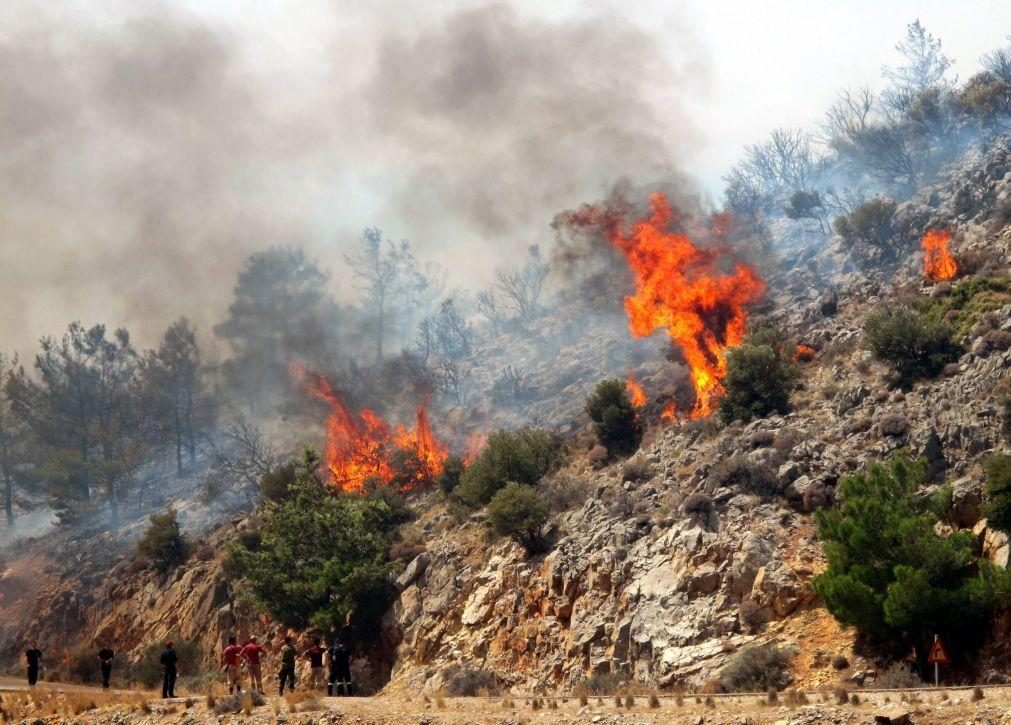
left=1, top=0, right=1010, bottom=356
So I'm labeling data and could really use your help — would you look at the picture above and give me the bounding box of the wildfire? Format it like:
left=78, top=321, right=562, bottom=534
left=625, top=373, right=647, bottom=408
left=922, top=228, right=957, bottom=281
left=792, top=344, right=817, bottom=363
left=294, top=365, right=448, bottom=493
left=661, top=400, right=678, bottom=423
left=573, top=193, right=765, bottom=418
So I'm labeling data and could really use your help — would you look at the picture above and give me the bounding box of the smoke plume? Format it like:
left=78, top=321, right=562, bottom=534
left=0, top=0, right=709, bottom=355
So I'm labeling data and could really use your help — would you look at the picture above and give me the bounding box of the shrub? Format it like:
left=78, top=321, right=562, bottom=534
left=587, top=444, right=609, bottom=469
left=539, top=472, right=590, bottom=512
left=684, top=492, right=714, bottom=518
left=984, top=453, right=1011, bottom=533
left=831, top=655, right=849, bottom=670
left=833, top=199, right=897, bottom=259
left=455, top=428, right=558, bottom=507
left=226, top=448, right=406, bottom=629
left=487, top=483, right=551, bottom=555
left=259, top=461, right=297, bottom=503
left=136, top=507, right=192, bottom=574
left=621, top=457, right=655, bottom=483
left=442, top=665, right=499, bottom=696
left=813, top=454, right=1011, bottom=659
left=719, top=643, right=795, bottom=692
left=389, top=540, right=426, bottom=562
left=585, top=379, right=643, bottom=458
left=213, top=691, right=265, bottom=714
left=577, top=671, right=627, bottom=695
left=436, top=455, right=465, bottom=495
left=874, top=663, right=920, bottom=690
left=718, top=329, right=798, bottom=424
left=863, top=305, right=960, bottom=386
left=710, top=455, right=779, bottom=498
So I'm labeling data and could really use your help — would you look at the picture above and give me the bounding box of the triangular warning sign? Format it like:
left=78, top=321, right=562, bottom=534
left=927, top=638, right=950, bottom=665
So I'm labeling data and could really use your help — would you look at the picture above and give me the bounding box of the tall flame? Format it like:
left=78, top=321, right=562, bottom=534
left=581, top=193, right=765, bottom=418
left=295, top=365, right=447, bottom=493
left=922, top=229, right=957, bottom=281
left=625, top=373, right=647, bottom=408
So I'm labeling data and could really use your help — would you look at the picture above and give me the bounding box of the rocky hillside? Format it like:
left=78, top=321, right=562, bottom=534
left=4, top=138, right=1011, bottom=698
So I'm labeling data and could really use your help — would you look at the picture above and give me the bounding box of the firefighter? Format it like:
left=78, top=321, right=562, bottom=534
left=220, top=636, right=243, bottom=694
left=326, top=638, right=353, bottom=696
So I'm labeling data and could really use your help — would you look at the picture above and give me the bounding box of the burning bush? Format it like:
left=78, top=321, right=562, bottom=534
left=585, top=379, right=643, bottom=459
left=455, top=428, right=558, bottom=507
left=296, top=366, right=448, bottom=493
left=718, top=328, right=798, bottom=424
left=922, top=228, right=958, bottom=281
left=136, top=507, right=192, bottom=574
left=863, top=304, right=960, bottom=386
left=487, top=483, right=551, bottom=555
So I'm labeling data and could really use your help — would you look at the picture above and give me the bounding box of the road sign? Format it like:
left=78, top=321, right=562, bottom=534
left=928, top=637, right=950, bottom=665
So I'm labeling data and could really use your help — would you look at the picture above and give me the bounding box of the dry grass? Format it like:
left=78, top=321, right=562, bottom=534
left=648, top=693, right=660, bottom=709
left=284, top=689, right=324, bottom=713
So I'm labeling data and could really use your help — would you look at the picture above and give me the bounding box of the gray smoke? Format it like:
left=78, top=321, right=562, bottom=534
left=0, top=1, right=708, bottom=355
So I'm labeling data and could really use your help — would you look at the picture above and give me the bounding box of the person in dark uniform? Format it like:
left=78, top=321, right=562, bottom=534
left=160, top=640, right=178, bottom=698
left=25, top=641, right=42, bottom=688
left=97, top=646, right=115, bottom=689
left=325, top=639, right=353, bottom=696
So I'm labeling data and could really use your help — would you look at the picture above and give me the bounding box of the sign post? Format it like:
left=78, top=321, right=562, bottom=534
left=927, top=634, right=951, bottom=686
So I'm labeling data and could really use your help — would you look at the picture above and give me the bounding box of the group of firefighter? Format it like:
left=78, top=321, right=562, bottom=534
left=22, top=634, right=354, bottom=699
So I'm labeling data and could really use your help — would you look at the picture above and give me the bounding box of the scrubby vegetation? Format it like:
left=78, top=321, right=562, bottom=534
left=718, top=328, right=798, bottom=423
left=983, top=453, right=1011, bottom=534
left=863, top=305, right=961, bottom=386
left=719, top=643, right=795, bottom=692
left=813, top=455, right=1011, bottom=667
left=487, top=482, right=551, bottom=554
left=833, top=198, right=897, bottom=260
left=917, top=276, right=1011, bottom=339
left=226, top=449, right=410, bottom=629
left=585, top=379, right=643, bottom=458
left=136, top=507, right=192, bottom=574
left=455, top=428, right=558, bottom=507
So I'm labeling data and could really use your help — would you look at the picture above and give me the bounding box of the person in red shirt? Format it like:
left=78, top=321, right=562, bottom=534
left=240, top=635, right=266, bottom=694
left=303, top=637, right=325, bottom=690
left=220, top=636, right=243, bottom=694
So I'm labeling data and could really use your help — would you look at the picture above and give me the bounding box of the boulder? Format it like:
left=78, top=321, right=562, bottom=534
left=874, top=706, right=910, bottom=724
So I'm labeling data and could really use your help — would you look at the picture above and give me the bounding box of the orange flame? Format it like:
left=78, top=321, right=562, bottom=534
left=573, top=193, right=765, bottom=418
left=922, top=228, right=957, bottom=281
left=463, top=432, right=487, bottom=464
left=625, top=373, right=647, bottom=408
left=661, top=400, right=678, bottom=423
left=294, top=365, right=447, bottom=493
left=792, top=344, right=816, bottom=363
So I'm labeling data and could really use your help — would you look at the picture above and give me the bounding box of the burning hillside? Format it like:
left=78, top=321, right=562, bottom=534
left=922, top=228, right=958, bottom=281
left=294, top=365, right=448, bottom=493
left=563, top=192, right=765, bottom=418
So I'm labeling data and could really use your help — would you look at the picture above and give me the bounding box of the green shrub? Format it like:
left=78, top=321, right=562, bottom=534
left=863, top=305, right=961, bottom=386
left=984, top=453, right=1011, bottom=533
left=455, top=428, right=558, bottom=507
left=136, top=507, right=192, bottom=574
left=833, top=199, right=897, bottom=257
left=131, top=638, right=202, bottom=688
left=718, top=329, right=798, bottom=423
left=486, top=483, right=551, bottom=555
left=916, top=276, right=1011, bottom=340
left=719, top=643, right=795, bottom=692
left=813, top=455, right=1011, bottom=657
left=436, top=455, right=465, bottom=495
left=226, top=448, right=406, bottom=629
left=585, top=379, right=643, bottom=458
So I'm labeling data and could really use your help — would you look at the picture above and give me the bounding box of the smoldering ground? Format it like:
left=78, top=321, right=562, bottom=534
left=0, top=0, right=708, bottom=356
